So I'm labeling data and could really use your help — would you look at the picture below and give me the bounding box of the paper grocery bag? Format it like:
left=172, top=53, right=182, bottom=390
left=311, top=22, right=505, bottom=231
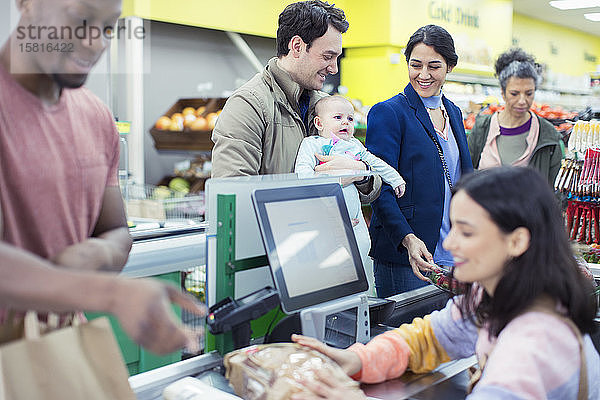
left=0, top=313, right=136, bottom=400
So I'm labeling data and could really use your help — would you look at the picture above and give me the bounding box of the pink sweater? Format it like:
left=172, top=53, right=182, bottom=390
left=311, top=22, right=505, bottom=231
left=350, top=298, right=600, bottom=399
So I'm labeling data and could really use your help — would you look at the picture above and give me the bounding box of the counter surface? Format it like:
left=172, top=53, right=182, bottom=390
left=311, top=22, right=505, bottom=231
left=130, top=352, right=476, bottom=400
left=121, top=224, right=207, bottom=278
left=362, top=356, right=476, bottom=400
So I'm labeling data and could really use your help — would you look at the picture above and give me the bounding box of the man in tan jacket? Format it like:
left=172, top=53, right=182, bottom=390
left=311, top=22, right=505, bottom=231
left=211, top=0, right=381, bottom=202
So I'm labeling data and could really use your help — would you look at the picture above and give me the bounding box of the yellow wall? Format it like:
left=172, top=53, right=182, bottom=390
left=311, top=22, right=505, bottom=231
left=512, top=13, right=600, bottom=76
left=341, top=46, right=408, bottom=106
left=120, top=0, right=600, bottom=105
left=121, top=0, right=289, bottom=38
left=335, top=0, right=391, bottom=47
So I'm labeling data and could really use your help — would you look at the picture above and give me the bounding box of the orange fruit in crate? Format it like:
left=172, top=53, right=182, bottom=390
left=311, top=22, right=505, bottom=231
left=206, top=112, right=219, bottom=130
left=195, top=106, right=207, bottom=117
left=155, top=116, right=172, bottom=130
left=182, top=107, right=196, bottom=116
left=170, top=121, right=183, bottom=131
left=183, top=113, right=197, bottom=128
left=171, top=113, right=184, bottom=128
left=170, top=113, right=184, bottom=131
left=190, top=116, right=209, bottom=131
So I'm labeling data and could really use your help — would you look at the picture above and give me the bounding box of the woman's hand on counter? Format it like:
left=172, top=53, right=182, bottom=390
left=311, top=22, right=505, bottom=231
left=292, top=334, right=362, bottom=376
left=401, top=234, right=434, bottom=282
left=111, top=278, right=206, bottom=355
left=291, top=367, right=367, bottom=400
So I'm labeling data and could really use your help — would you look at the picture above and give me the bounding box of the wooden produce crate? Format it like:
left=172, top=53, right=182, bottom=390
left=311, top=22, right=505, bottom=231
left=149, top=97, right=227, bottom=151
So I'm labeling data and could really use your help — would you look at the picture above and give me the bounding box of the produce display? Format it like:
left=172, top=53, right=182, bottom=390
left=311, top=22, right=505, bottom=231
left=150, top=98, right=226, bottom=151
left=463, top=102, right=578, bottom=134
left=154, top=106, right=222, bottom=132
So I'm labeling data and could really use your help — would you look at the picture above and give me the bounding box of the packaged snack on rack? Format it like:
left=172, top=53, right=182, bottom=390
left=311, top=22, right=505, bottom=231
left=425, top=265, right=469, bottom=296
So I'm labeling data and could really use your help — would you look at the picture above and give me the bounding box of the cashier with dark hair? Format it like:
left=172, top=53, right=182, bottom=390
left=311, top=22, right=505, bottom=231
left=291, top=166, right=599, bottom=400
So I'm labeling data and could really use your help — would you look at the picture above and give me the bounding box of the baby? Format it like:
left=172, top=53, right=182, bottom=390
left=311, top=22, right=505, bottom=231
left=295, top=95, right=406, bottom=201
left=295, top=95, right=406, bottom=295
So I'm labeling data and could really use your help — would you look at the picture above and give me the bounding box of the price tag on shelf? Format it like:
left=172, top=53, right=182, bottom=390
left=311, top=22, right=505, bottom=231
left=115, top=120, right=131, bottom=135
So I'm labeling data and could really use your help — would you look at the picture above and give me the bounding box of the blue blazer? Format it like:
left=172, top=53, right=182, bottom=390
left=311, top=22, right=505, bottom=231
left=366, top=84, right=473, bottom=265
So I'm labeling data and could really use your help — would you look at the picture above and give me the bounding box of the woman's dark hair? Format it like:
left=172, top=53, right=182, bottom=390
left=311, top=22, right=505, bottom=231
left=276, top=1, right=348, bottom=57
left=453, top=166, right=597, bottom=337
left=404, top=24, right=458, bottom=68
left=495, top=47, right=542, bottom=91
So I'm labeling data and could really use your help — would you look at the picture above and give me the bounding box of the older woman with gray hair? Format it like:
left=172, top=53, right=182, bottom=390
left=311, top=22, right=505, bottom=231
left=467, top=48, right=562, bottom=184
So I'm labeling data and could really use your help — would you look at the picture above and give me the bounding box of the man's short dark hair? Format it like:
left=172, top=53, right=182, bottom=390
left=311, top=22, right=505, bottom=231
left=276, top=1, right=348, bottom=57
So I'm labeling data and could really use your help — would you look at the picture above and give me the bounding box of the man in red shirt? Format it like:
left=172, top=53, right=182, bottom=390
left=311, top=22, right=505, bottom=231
left=0, top=0, right=203, bottom=354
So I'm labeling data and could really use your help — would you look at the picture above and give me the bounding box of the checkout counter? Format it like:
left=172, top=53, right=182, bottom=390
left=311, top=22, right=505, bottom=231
left=123, top=236, right=600, bottom=400
left=110, top=223, right=207, bottom=375
left=124, top=174, right=482, bottom=399
left=128, top=285, right=477, bottom=400
left=124, top=175, right=600, bottom=399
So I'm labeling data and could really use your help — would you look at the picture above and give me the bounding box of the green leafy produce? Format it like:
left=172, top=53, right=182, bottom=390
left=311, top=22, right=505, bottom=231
left=169, top=177, right=190, bottom=194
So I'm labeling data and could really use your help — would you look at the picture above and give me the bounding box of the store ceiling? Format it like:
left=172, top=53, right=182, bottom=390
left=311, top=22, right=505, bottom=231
left=513, top=0, right=600, bottom=36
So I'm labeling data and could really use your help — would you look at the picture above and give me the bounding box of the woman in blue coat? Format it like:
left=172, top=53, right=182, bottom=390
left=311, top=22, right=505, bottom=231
left=366, top=25, right=473, bottom=296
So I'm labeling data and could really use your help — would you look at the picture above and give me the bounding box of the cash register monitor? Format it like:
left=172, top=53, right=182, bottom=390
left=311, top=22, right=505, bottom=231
left=252, top=183, right=370, bottom=347
left=252, top=183, right=368, bottom=314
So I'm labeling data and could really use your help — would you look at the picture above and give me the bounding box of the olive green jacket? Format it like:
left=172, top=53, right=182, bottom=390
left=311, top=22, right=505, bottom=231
left=211, top=57, right=381, bottom=203
left=467, top=113, right=563, bottom=185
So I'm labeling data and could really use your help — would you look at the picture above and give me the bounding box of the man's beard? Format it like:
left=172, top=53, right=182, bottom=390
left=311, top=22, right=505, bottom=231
left=51, top=73, right=88, bottom=89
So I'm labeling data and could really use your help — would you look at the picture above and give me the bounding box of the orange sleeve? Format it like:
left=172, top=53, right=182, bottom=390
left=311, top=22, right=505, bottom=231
left=348, top=330, right=410, bottom=383
left=348, top=315, right=451, bottom=383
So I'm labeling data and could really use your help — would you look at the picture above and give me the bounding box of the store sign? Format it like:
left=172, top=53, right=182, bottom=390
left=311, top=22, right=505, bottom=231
left=427, top=1, right=479, bottom=29
left=387, top=0, right=512, bottom=72
left=115, top=120, right=131, bottom=135
left=584, top=52, right=597, bottom=63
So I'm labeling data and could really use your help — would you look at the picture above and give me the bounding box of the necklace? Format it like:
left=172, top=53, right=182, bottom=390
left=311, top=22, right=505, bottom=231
left=427, top=107, right=449, bottom=141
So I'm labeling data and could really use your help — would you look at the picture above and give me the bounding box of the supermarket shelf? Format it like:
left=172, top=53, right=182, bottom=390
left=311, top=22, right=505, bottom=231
left=540, top=86, right=593, bottom=96
left=446, top=72, right=498, bottom=86
left=447, top=72, right=593, bottom=100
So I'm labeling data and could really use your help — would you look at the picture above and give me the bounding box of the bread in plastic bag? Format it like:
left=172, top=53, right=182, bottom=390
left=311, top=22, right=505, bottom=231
left=224, top=343, right=360, bottom=400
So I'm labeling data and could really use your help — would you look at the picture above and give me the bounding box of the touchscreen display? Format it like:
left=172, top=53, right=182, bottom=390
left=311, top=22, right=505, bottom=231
left=264, top=196, right=358, bottom=298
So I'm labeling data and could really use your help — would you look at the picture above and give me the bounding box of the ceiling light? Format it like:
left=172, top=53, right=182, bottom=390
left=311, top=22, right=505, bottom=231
left=549, top=0, right=600, bottom=10
left=584, top=12, right=600, bottom=20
